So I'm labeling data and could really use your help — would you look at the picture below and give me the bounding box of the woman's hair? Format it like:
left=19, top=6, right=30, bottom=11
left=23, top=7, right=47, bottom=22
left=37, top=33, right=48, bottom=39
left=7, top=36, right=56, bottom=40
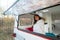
left=34, top=14, right=45, bottom=24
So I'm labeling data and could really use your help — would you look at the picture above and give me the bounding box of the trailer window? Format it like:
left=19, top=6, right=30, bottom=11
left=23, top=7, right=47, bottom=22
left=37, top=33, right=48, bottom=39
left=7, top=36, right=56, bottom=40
left=18, top=14, right=34, bottom=30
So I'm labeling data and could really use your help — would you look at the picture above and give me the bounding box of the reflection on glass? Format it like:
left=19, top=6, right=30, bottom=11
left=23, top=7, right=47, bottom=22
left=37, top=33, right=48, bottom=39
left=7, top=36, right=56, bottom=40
left=20, top=18, right=32, bottom=26
left=19, top=14, right=34, bottom=26
left=5, top=0, right=60, bottom=15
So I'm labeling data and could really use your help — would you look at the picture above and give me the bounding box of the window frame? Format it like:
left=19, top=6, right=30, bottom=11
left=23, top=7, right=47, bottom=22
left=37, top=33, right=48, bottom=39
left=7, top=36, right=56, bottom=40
left=17, top=14, right=34, bottom=30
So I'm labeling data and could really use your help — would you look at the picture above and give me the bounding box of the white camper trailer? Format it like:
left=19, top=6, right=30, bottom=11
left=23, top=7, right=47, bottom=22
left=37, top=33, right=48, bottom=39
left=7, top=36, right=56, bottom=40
left=3, top=0, right=60, bottom=40
left=12, top=5, right=60, bottom=40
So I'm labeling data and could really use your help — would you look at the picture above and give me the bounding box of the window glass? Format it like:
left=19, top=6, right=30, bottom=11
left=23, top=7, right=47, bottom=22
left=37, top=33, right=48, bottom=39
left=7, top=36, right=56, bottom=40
left=4, top=0, right=60, bottom=15
left=18, top=14, right=34, bottom=30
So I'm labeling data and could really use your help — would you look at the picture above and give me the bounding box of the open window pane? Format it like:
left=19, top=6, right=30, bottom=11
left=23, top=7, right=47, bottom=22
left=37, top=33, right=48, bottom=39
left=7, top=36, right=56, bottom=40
left=4, top=0, right=60, bottom=15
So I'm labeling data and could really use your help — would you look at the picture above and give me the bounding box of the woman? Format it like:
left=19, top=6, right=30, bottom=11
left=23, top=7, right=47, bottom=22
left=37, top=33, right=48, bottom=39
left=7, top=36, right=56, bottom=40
left=33, top=14, right=45, bottom=34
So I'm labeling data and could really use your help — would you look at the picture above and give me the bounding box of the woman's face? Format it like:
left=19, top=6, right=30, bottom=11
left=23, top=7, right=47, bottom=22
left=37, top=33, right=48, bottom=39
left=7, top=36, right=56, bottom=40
left=35, top=16, right=39, bottom=21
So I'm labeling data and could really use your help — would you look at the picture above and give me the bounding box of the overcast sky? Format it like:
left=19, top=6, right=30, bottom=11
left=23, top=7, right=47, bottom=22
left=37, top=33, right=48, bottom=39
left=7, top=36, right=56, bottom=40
left=0, top=0, right=16, bottom=13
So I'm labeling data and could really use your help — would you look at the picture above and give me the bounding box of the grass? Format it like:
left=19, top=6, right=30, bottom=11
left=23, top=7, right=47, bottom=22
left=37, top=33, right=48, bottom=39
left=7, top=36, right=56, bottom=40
left=0, top=33, right=13, bottom=40
left=0, top=17, right=14, bottom=40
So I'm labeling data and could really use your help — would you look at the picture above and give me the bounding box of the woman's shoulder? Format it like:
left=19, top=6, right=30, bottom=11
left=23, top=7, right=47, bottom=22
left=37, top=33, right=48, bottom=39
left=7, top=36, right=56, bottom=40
left=38, top=19, right=44, bottom=22
left=36, top=19, right=44, bottom=23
